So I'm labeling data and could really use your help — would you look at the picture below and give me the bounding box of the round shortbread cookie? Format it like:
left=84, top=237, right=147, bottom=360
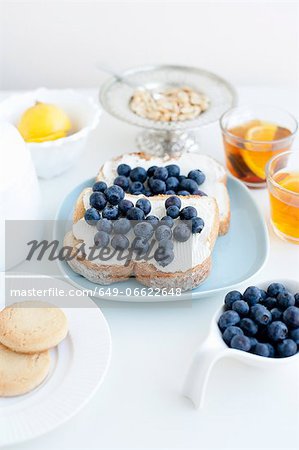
left=0, top=301, right=68, bottom=353
left=0, top=343, right=50, bottom=397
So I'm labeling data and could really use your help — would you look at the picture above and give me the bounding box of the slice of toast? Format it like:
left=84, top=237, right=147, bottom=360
left=97, top=151, right=230, bottom=235
left=65, top=188, right=220, bottom=291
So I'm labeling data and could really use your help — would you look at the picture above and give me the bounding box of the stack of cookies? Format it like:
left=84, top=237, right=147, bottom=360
left=0, top=301, right=68, bottom=397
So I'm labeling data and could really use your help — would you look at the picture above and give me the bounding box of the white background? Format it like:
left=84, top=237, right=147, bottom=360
left=1, top=0, right=299, bottom=89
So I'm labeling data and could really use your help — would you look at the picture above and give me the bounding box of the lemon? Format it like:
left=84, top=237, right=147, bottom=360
left=240, top=123, right=278, bottom=180
left=245, top=123, right=278, bottom=146
left=17, top=102, right=72, bottom=143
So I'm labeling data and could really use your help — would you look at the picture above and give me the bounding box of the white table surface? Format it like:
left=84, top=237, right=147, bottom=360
left=1, top=87, right=299, bottom=450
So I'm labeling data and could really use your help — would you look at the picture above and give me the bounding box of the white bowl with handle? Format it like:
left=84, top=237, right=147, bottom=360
left=183, top=279, right=299, bottom=409
left=0, top=88, right=101, bottom=179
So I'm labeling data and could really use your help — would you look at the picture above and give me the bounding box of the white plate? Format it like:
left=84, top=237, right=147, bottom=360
left=0, top=278, right=112, bottom=447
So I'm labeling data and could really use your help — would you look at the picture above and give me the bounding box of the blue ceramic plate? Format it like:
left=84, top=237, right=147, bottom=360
left=55, top=177, right=269, bottom=302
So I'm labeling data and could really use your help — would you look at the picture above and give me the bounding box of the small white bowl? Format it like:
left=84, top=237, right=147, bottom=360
left=183, top=279, right=299, bottom=409
left=0, top=88, right=101, bottom=179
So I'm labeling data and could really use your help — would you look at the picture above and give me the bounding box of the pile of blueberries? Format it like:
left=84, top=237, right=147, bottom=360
left=113, top=163, right=207, bottom=196
left=84, top=177, right=205, bottom=266
left=218, top=283, right=299, bottom=358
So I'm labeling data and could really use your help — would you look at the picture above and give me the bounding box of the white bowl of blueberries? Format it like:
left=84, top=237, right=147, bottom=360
left=184, top=280, right=299, bottom=408
left=219, top=281, right=299, bottom=359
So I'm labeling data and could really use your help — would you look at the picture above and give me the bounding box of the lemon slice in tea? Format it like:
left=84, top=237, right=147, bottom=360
left=240, top=123, right=278, bottom=180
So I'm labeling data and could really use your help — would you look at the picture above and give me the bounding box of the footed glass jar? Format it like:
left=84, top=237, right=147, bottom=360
left=100, top=65, right=236, bottom=157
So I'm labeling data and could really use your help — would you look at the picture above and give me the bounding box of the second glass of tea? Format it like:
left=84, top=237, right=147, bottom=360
left=220, top=106, right=298, bottom=187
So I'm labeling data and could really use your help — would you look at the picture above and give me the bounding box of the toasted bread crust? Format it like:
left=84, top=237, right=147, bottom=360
left=73, top=188, right=89, bottom=223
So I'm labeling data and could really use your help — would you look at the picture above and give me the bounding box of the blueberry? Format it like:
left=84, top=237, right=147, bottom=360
left=149, top=178, right=166, bottom=195
left=114, top=175, right=129, bottom=191
left=111, top=234, right=129, bottom=250
left=166, top=177, right=179, bottom=191
left=96, top=218, right=113, bottom=233
left=118, top=199, right=134, bottom=215
left=230, top=335, right=251, bottom=352
left=148, top=176, right=156, bottom=189
left=105, top=185, right=125, bottom=205
left=232, top=300, right=249, bottom=316
left=166, top=190, right=176, bottom=195
left=267, top=282, right=286, bottom=297
left=154, top=247, right=174, bottom=267
left=267, top=321, right=288, bottom=342
left=136, top=198, right=151, bottom=215
left=277, top=339, right=297, bottom=358
left=188, top=169, right=206, bottom=186
left=146, top=215, right=159, bottom=227
left=289, top=328, right=299, bottom=344
left=126, top=207, right=145, bottom=221
left=134, top=222, right=154, bottom=239
left=243, top=286, right=262, bottom=306
left=261, top=297, right=277, bottom=310
left=239, top=318, right=258, bottom=336
left=84, top=208, right=101, bottom=225
left=265, top=343, right=275, bottom=358
left=102, top=205, right=119, bottom=220
left=277, top=291, right=295, bottom=309
left=153, top=167, right=168, bottom=181
left=147, top=165, right=158, bottom=177
left=260, top=289, right=268, bottom=300
left=252, top=343, right=270, bottom=357
left=145, top=190, right=153, bottom=197
left=160, top=216, right=174, bottom=228
left=177, top=190, right=190, bottom=196
left=129, top=181, right=145, bottom=194
left=166, top=205, right=180, bottom=219
left=113, top=218, right=131, bottom=234
left=165, top=196, right=181, bottom=209
left=130, top=167, right=147, bottom=183
left=158, top=238, right=174, bottom=250
left=191, top=217, right=204, bottom=233
left=117, top=163, right=131, bottom=177
left=90, top=192, right=107, bottom=210
left=178, top=175, right=186, bottom=182
left=155, top=225, right=172, bottom=241
left=180, top=206, right=197, bottom=220
left=250, top=304, right=272, bottom=325
left=179, top=178, right=199, bottom=194
left=94, top=231, right=110, bottom=248
left=165, top=164, right=180, bottom=178
left=173, top=223, right=191, bottom=242
left=222, top=326, right=244, bottom=345
left=283, top=306, right=299, bottom=328
left=224, top=290, right=243, bottom=309
left=131, top=237, right=149, bottom=255
left=270, top=308, right=282, bottom=321
left=295, top=293, right=299, bottom=307
left=218, top=310, right=240, bottom=330
left=193, top=189, right=207, bottom=196
left=92, top=181, right=107, bottom=193
left=249, top=337, right=258, bottom=349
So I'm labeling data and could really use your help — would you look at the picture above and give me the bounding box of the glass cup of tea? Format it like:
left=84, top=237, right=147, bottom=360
left=220, top=106, right=298, bottom=188
left=266, top=151, right=299, bottom=244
